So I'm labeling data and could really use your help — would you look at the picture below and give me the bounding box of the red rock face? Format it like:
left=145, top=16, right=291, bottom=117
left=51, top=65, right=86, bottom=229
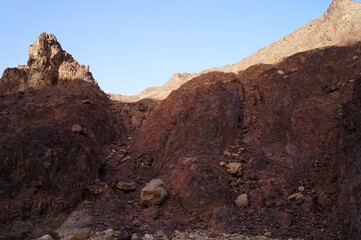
left=1, top=33, right=361, bottom=239
left=134, top=43, right=361, bottom=238
left=133, top=72, right=243, bottom=229
left=339, top=78, right=361, bottom=238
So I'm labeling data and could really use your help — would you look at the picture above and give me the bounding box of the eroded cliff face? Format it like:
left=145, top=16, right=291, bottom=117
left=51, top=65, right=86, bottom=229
left=117, top=0, right=361, bottom=102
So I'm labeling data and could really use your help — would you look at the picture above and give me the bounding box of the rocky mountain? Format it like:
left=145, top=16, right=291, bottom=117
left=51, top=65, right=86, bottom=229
left=115, top=0, right=361, bottom=102
left=1, top=1, right=361, bottom=239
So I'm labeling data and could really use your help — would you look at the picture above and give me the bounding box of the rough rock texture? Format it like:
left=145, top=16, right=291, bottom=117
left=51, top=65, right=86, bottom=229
left=0, top=32, right=95, bottom=94
left=132, top=43, right=361, bottom=239
left=2, top=4, right=361, bottom=238
left=116, top=0, right=361, bottom=102
left=0, top=33, right=120, bottom=239
left=339, top=77, right=361, bottom=238
left=132, top=72, right=243, bottom=230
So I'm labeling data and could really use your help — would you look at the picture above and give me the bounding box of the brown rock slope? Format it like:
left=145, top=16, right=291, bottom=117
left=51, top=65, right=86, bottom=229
left=0, top=33, right=121, bottom=239
left=133, top=43, right=361, bottom=239
left=117, top=0, right=361, bottom=102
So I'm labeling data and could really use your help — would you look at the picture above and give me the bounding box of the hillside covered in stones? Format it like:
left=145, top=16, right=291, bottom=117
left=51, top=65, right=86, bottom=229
left=1, top=1, right=361, bottom=240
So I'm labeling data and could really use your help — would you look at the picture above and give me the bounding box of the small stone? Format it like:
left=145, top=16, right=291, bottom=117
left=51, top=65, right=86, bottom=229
left=223, top=150, right=232, bottom=158
left=104, top=229, right=114, bottom=238
left=116, top=181, right=136, bottom=192
left=235, top=194, right=248, bottom=208
left=264, top=231, right=272, bottom=237
left=277, top=70, right=285, bottom=75
left=229, top=178, right=240, bottom=187
left=219, top=161, right=226, bottom=167
left=131, top=233, right=139, bottom=240
left=140, top=179, right=167, bottom=206
left=38, top=235, right=52, bottom=240
left=142, top=234, right=155, bottom=240
left=288, top=192, right=304, bottom=201
left=353, top=56, right=359, bottom=60
left=298, top=186, right=305, bottom=192
left=118, top=230, right=131, bottom=240
left=228, top=162, right=242, bottom=176
left=155, top=230, right=166, bottom=238
left=236, top=167, right=243, bottom=176
left=71, top=124, right=82, bottom=133
left=81, top=99, right=92, bottom=105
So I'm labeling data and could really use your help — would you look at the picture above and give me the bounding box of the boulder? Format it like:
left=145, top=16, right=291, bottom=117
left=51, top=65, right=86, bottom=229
left=140, top=179, right=167, bottom=206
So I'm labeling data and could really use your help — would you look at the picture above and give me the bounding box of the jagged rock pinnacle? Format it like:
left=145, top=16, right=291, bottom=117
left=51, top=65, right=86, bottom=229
left=0, top=32, right=95, bottom=94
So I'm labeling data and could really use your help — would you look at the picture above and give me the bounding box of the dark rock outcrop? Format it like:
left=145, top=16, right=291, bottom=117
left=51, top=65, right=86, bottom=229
left=0, top=33, right=120, bottom=239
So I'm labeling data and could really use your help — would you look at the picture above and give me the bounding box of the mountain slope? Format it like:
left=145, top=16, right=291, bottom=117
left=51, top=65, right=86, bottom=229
left=116, top=0, right=361, bottom=102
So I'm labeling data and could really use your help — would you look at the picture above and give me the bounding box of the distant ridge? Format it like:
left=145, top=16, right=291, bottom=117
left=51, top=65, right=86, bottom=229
left=113, top=0, right=361, bottom=102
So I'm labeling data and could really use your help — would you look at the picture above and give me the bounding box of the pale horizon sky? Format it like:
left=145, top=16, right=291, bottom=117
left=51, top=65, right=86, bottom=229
left=0, top=1, right=349, bottom=95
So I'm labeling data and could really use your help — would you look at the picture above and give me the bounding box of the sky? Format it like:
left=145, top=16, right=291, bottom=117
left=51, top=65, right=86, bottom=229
left=0, top=1, right=345, bottom=95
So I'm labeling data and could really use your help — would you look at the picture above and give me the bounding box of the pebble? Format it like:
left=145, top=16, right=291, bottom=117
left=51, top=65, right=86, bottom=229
left=37, top=235, right=52, bottom=240
left=288, top=192, right=304, bottom=201
left=298, top=186, right=305, bottom=192
left=235, top=194, right=249, bottom=208
left=131, top=233, right=139, bottom=240
left=118, top=230, right=131, bottom=240
left=116, top=181, right=136, bottom=191
left=228, top=163, right=243, bottom=176
left=71, top=124, right=82, bottom=133
left=223, top=150, right=232, bottom=158
left=142, top=233, right=156, bottom=240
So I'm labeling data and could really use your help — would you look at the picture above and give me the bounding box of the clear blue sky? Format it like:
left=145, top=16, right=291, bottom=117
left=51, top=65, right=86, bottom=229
left=0, top=1, right=343, bottom=95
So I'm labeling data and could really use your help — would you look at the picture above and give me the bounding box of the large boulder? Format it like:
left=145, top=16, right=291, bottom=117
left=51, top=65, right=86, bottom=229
left=140, top=179, right=168, bottom=206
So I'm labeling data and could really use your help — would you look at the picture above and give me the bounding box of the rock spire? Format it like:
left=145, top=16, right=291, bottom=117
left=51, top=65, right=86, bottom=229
left=0, top=32, right=95, bottom=94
